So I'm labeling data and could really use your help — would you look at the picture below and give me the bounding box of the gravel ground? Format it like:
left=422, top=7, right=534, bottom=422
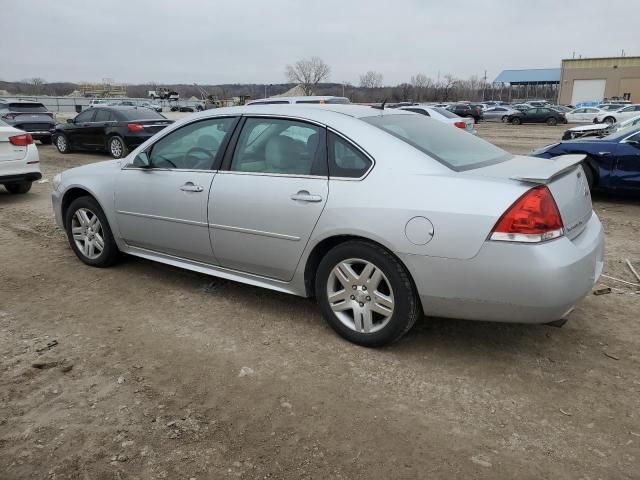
left=1, top=121, right=639, bottom=479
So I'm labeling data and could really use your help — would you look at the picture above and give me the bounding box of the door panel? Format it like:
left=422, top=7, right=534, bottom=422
left=114, top=169, right=217, bottom=262
left=209, top=173, right=327, bottom=280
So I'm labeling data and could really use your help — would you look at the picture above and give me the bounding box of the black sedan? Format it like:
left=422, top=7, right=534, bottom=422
left=507, top=107, right=567, bottom=126
left=531, top=127, right=640, bottom=192
left=52, top=106, right=173, bottom=158
left=446, top=104, right=483, bottom=123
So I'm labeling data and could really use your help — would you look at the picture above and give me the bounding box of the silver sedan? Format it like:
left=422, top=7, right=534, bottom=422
left=51, top=105, right=604, bottom=347
left=482, top=106, right=520, bottom=122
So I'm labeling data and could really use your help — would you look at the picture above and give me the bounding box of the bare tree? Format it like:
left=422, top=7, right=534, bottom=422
left=359, top=71, right=384, bottom=89
left=285, top=57, right=331, bottom=96
left=23, top=77, right=46, bottom=95
left=440, top=74, right=458, bottom=101
left=410, top=74, right=432, bottom=102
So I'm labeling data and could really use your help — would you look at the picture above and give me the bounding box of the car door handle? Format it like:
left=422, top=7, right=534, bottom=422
left=180, top=182, right=204, bottom=192
left=598, top=152, right=611, bottom=156
left=291, top=190, right=323, bottom=202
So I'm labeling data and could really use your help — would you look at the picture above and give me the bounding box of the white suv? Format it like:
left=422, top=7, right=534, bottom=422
left=0, top=119, right=41, bottom=194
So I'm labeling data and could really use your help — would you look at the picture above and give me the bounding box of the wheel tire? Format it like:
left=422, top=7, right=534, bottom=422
left=511, top=117, right=521, bottom=125
left=501, top=115, right=508, bottom=123
left=546, top=117, right=558, bottom=126
left=604, top=116, right=616, bottom=125
left=55, top=134, right=71, bottom=154
left=4, top=182, right=32, bottom=194
left=41, top=136, right=52, bottom=145
left=315, top=240, right=421, bottom=347
left=64, top=196, right=119, bottom=268
left=108, top=136, right=128, bottom=159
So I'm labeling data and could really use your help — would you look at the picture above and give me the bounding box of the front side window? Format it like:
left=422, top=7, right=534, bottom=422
left=362, top=114, right=511, bottom=171
left=328, top=133, right=372, bottom=178
left=148, top=117, right=236, bottom=170
left=74, top=110, right=95, bottom=123
left=93, top=109, right=113, bottom=122
left=230, top=118, right=326, bottom=176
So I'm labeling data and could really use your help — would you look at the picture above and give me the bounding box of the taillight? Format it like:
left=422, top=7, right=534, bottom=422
left=453, top=121, right=467, bottom=129
left=127, top=123, right=144, bottom=132
left=559, top=112, right=565, bottom=116
left=489, top=185, right=564, bottom=243
left=9, top=133, right=34, bottom=146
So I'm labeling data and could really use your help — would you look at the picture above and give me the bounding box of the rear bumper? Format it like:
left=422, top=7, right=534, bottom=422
left=0, top=171, right=42, bottom=183
left=398, top=212, right=604, bottom=324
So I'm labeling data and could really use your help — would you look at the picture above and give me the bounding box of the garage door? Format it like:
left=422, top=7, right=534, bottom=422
left=620, top=78, right=640, bottom=103
left=571, top=79, right=606, bottom=104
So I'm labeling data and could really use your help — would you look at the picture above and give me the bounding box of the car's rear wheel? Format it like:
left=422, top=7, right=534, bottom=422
left=55, top=134, right=71, bottom=154
left=546, top=117, right=558, bottom=126
left=511, top=117, right=521, bottom=125
left=65, top=196, right=119, bottom=267
left=4, top=182, right=32, bottom=194
left=604, top=116, right=616, bottom=125
left=315, top=240, right=421, bottom=347
left=582, top=162, right=595, bottom=190
left=108, top=136, right=128, bottom=159
left=501, top=115, right=509, bottom=123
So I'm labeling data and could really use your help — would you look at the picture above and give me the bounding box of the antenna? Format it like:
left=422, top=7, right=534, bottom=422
left=371, top=98, right=387, bottom=110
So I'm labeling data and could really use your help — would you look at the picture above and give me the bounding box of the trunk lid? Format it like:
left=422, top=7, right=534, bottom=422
left=8, top=113, right=55, bottom=132
left=130, top=119, right=173, bottom=134
left=0, top=126, right=28, bottom=162
left=467, top=154, right=593, bottom=240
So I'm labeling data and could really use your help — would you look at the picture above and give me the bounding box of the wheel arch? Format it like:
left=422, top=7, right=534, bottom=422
left=303, top=234, right=417, bottom=298
left=61, top=187, right=104, bottom=228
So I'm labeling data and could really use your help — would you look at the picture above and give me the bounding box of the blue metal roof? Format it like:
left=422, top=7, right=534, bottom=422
left=494, top=68, right=561, bottom=84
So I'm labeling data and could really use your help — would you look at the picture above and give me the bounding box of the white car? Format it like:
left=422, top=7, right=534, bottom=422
left=564, top=107, right=604, bottom=123
left=562, top=114, right=640, bottom=140
left=0, top=120, right=41, bottom=194
left=247, top=96, right=351, bottom=106
left=595, top=104, right=640, bottom=125
left=399, top=105, right=476, bottom=134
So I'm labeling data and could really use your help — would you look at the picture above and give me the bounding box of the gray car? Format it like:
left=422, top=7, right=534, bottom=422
left=51, top=105, right=604, bottom=347
left=0, top=100, right=55, bottom=143
left=482, top=106, right=520, bottom=122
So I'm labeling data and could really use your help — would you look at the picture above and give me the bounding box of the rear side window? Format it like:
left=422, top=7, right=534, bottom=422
left=328, top=132, right=372, bottom=178
left=118, top=109, right=166, bottom=120
left=230, top=118, right=326, bottom=176
left=432, top=107, right=458, bottom=118
left=8, top=102, right=48, bottom=113
left=404, top=108, right=429, bottom=116
left=93, top=109, right=113, bottom=122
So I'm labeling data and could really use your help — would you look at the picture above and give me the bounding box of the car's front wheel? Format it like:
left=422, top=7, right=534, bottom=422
left=315, top=240, right=421, bottom=347
left=55, top=134, right=71, bottom=154
left=4, top=182, right=32, bottom=194
left=511, top=117, right=522, bottom=125
left=603, top=116, right=616, bottom=125
left=65, top=196, right=119, bottom=267
left=108, top=136, right=128, bottom=159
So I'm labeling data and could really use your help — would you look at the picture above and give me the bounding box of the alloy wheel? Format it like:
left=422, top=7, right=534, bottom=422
left=71, top=208, right=105, bottom=259
left=110, top=138, right=123, bottom=157
left=326, top=258, right=395, bottom=334
left=57, top=136, right=67, bottom=152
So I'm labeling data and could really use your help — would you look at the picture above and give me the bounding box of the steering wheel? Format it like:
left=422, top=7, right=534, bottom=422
left=185, top=147, right=215, bottom=169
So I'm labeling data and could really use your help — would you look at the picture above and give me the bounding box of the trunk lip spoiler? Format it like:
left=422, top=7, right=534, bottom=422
left=510, top=154, right=586, bottom=184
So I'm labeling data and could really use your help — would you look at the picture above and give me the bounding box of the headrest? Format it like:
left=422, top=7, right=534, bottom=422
left=265, top=136, right=300, bottom=170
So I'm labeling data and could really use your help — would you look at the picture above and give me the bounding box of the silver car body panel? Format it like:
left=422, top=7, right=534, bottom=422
left=52, top=104, right=604, bottom=325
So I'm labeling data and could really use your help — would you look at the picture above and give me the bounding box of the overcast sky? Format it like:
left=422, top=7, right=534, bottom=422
left=2, top=0, right=637, bottom=86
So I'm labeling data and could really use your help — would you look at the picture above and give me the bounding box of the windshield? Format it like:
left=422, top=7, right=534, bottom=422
left=8, top=102, right=48, bottom=113
left=362, top=114, right=511, bottom=170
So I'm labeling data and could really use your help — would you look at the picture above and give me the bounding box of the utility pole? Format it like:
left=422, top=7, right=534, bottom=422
left=483, top=70, right=487, bottom=101
left=264, top=84, right=267, bottom=99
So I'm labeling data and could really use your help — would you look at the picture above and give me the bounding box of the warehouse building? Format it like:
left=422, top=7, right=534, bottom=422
left=558, top=56, right=640, bottom=105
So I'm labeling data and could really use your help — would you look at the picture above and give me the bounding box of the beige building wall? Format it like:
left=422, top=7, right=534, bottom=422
left=558, top=56, right=640, bottom=104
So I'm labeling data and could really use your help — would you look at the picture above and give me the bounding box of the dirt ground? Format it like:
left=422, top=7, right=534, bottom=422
left=1, top=122, right=639, bottom=480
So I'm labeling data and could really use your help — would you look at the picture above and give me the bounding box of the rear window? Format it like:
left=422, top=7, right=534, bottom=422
left=431, top=107, right=458, bottom=118
left=362, top=114, right=511, bottom=171
left=8, top=102, right=48, bottom=113
left=116, top=108, right=166, bottom=120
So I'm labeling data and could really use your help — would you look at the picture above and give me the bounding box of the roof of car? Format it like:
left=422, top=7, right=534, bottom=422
left=248, top=96, right=350, bottom=104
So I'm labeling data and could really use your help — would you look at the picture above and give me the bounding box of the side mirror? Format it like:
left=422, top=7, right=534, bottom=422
left=67, top=118, right=74, bottom=124
left=132, top=151, right=151, bottom=168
